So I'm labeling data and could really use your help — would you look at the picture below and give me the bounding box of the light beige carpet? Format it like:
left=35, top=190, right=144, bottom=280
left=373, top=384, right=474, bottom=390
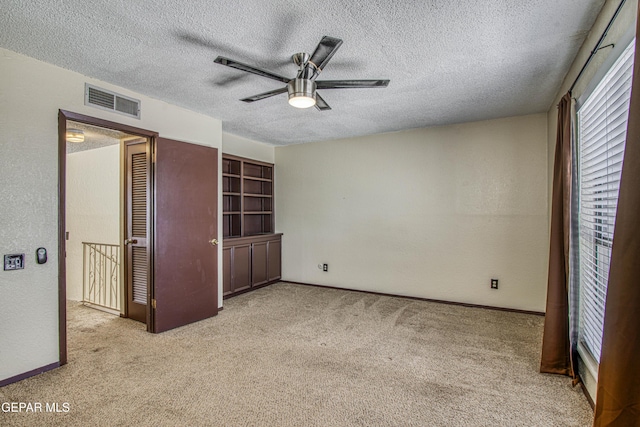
left=0, top=282, right=592, bottom=426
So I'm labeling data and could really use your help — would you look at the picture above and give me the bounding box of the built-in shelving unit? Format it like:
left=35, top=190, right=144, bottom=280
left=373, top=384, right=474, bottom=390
left=222, top=154, right=274, bottom=238
left=222, top=154, right=281, bottom=298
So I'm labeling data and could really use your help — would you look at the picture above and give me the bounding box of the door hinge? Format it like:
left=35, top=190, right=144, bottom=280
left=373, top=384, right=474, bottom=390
left=151, top=299, right=156, bottom=309
left=152, top=151, right=156, bottom=163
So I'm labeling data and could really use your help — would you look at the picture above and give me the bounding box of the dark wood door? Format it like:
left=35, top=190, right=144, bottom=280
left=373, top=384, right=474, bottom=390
left=152, top=138, right=218, bottom=333
left=125, top=140, right=150, bottom=324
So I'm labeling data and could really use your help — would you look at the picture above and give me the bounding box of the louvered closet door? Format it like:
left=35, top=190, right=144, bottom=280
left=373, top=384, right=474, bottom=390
left=125, top=140, right=149, bottom=324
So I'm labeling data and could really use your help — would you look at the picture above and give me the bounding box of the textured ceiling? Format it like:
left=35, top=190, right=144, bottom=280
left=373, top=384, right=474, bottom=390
left=1, top=0, right=605, bottom=145
left=66, top=121, right=132, bottom=154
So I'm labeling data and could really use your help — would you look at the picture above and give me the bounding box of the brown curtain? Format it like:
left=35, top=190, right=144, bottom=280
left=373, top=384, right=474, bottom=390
left=540, top=92, right=575, bottom=377
left=593, top=13, right=640, bottom=427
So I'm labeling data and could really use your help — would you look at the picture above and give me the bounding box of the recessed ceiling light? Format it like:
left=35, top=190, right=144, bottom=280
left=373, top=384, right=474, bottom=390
left=66, top=129, right=85, bottom=143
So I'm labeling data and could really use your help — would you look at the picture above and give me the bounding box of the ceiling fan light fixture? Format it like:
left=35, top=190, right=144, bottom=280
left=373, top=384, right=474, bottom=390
left=288, top=79, right=316, bottom=109
left=66, top=129, right=85, bottom=143
left=289, top=95, right=316, bottom=109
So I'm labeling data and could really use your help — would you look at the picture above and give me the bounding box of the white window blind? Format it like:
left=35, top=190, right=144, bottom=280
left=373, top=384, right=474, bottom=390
left=577, top=39, right=635, bottom=362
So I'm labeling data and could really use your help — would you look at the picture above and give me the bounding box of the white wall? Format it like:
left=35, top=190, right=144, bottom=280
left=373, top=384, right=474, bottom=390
left=545, top=0, right=637, bottom=401
left=66, top=145, right=120, bottom=302
left=276, top=114, right=549, bottom=312
left=0, top=47, right=222, bottom=383
left=222, top=132, right=275, bottom=163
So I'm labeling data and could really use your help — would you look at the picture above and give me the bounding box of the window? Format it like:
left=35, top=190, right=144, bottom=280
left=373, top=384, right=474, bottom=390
left=576, top=39, right=635, bottom=363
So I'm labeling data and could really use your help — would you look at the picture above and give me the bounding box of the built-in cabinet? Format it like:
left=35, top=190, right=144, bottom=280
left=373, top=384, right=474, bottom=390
left=222, top=154, right=281, bottom=297
left=222, top=233, right=282, bottom=296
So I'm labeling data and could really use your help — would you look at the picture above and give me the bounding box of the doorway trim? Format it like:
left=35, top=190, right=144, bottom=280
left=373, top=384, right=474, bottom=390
left=58, top=110, right=158, bottom=365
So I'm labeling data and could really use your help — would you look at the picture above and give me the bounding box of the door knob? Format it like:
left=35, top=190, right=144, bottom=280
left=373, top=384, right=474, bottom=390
left=209, top=238, right=219, bottom=246
left=125, top=238, right=138, bottom=245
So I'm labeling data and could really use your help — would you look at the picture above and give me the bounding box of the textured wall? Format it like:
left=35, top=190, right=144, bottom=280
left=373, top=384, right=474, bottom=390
left=0, top=47, right=222, bottom=382
left=275, top=114, right=548, bottom=312
left=222, top=133, right=275, bottom=163
left=66, top=145, right=120, bottom=302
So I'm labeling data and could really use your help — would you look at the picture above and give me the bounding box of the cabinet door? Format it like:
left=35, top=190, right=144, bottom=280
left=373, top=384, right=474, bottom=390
left=222, top=247, right=232, bottom=296
left=267, top=238, right=281, bottom=282
left=251, top=241, right=269, bottom=286
left=232, top=244, right=252, bottom=293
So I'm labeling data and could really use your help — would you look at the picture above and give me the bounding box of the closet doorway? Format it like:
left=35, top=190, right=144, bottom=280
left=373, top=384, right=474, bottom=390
left=58, top=110, right=219, bottom=365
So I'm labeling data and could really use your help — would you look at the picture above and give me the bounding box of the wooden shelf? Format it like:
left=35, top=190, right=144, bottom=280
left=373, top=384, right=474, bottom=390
left=222, top=157, right=241, bottom=175
left=244, top=193, right=272, bottom=198
left=222, top=154, right=275, bottom=238
left=222, top=177, right=241, bottom=193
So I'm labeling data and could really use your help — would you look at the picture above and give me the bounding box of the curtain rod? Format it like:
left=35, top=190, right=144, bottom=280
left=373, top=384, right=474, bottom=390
left=569, top=0, right=628, bottom=94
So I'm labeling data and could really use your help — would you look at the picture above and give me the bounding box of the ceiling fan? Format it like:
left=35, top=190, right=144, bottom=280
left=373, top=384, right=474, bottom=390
left=214, top=36, right=390, bottom=111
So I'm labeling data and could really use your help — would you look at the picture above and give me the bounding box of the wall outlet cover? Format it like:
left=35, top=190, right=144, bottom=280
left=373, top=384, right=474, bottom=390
left=4, top=254, right=25, bottom=271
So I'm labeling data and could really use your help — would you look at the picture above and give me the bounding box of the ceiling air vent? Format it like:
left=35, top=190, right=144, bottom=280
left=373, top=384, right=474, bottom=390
left=85, top=83, right=141, bottom=119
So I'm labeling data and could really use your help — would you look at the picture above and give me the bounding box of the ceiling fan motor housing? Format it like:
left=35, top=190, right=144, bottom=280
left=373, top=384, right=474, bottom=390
left=288, top=79, right=317, bottom=107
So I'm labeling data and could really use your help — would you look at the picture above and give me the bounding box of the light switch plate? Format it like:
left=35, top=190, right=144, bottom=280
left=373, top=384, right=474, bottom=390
left=4, top=254, right=25, bottom=271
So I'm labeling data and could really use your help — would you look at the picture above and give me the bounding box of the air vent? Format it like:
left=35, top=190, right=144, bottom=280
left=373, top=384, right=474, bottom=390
left=85, top=84, right=141, bottom=119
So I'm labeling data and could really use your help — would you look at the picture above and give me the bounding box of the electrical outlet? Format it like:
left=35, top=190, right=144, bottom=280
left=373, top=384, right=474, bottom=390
left=323, top=263, right=328, bottom=272
left=491, top=279, right=499, bottom=289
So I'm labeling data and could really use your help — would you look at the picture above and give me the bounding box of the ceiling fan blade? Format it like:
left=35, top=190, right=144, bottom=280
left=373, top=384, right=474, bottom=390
left=211, top=74, right=246, bottom=87
left=309, top=36, right=343, bottom=73
left=214, top=56, right=290, bottom=84
left=316, top=79, right=390, bottom=89
left=240, top=87, right=288, bottom=102
left=315, top=93, right=331, bottom=111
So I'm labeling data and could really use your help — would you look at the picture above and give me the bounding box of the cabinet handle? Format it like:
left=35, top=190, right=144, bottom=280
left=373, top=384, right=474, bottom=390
left=209, top=238, right=219, bottom=246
